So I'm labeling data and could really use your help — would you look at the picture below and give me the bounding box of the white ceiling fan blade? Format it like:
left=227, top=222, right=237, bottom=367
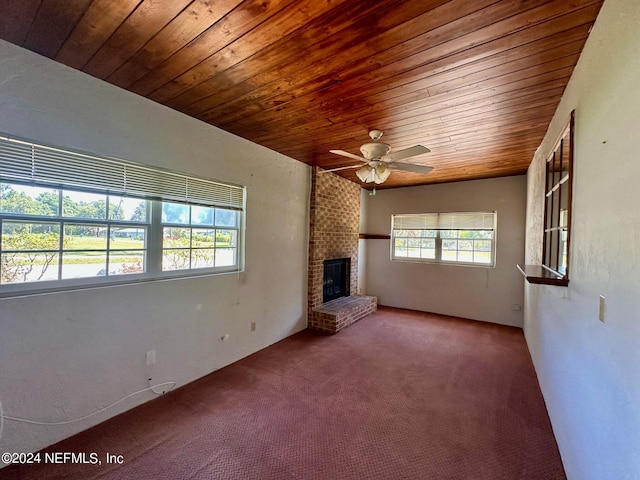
left=388, top=162, right=434, bottom=174
left=382, top=145, right=430, bottom=162
left=321, top=164, right=364, bottom=173
left=329, top=149, right=367, bottom=162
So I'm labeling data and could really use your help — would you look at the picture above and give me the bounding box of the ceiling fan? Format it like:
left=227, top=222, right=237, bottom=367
left=326, top=130, right=433, bottom=184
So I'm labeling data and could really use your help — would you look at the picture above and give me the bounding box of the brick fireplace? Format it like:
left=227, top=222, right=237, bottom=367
left=308, top=167, right=376, bottom=333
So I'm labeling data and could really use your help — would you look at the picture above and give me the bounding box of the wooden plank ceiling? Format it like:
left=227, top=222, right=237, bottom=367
left=0, top=0, right=603, bottom=189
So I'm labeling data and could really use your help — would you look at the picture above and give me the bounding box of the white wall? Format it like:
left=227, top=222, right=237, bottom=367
left=523, top=0, right=640, bottom=478
left=362, top=176, right=526, bottom=327
left=357, top=188, right=368, bottom=294
left=0, top=40, right=310, bottom=457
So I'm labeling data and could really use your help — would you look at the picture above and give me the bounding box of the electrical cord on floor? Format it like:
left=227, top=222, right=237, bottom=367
left=0, top=381, right=176, bottom=442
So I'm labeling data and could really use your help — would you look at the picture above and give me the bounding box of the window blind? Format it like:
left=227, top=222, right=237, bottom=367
left=393, top=212, right=495, bottom=230
left=437, top=212, right=495, bottom=230
left=0, top=135, right=244, bottom=210
left=392, top=213, right=438, bottom=230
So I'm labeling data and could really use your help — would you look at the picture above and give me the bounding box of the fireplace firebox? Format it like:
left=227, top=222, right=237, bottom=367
left=323, top=258, right=350, bottom=303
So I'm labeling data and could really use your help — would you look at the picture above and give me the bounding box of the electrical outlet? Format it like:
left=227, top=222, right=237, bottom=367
left=251, top=322, right=256, bottom=332
left=599, top=295, right=606, bottom=322
left=146, top=350, right=156, bottom=366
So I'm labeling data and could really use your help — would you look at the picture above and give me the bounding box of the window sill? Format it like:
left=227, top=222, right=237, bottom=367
left=393, top=258, right=495, bottom=268
left=517, top=264, right=569, bottom=286
left=0, top=267, right=241, bottom=299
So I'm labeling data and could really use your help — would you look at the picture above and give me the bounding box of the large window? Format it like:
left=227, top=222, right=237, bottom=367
left=0, top=135, right=244, bottom=295
left=391, top=212, right=496, bottom=266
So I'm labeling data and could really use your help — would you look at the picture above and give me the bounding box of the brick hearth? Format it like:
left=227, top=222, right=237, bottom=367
left=310, top=295, right=377, bottom=334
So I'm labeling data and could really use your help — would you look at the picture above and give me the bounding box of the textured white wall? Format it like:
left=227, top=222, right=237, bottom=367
left=523, top=0, right=640, bottom=478
left=361, top=176, right=526, bottom=327
left=0, top=41, right=310, bottom=457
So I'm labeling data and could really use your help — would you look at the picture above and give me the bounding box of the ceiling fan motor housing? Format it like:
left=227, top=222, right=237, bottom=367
left=360, top=141, right=391, bottom=160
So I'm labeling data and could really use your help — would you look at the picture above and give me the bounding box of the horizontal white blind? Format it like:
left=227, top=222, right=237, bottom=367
left=0, top=135, right=244, bottom=210
left=393, top=213, right=438, bottom=230
left=393, top=212, right=495, bottom=230
left=438, top=212, right=495, bottom=230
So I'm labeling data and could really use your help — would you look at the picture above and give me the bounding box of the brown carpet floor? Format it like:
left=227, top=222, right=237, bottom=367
left=1, top=306, right=565, bottom=479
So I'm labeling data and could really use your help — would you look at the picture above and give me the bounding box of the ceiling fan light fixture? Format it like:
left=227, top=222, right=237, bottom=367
left=375, top=165, right=391, bottom=183
left=355, top=164, right=391, bottom=184
left=356, top=165, right=373, bottom=183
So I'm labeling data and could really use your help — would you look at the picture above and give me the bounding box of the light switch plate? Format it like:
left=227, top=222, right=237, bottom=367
left=146, top=350, right=156, bottom=366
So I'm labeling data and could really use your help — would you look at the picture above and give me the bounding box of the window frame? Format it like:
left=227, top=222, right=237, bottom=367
left=541, top=111, right=574, bottom=281
left=159, top=202, right=241, bottom=273
left=390, top=211, right=497, bottom=267
left=0, top=134, right=245, bottom=297
left=0, top=187, right=151, bottom=289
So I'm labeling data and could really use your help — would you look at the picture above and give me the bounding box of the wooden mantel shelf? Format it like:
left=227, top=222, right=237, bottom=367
left=517, top=264, right=569, bottom=286
left=359, top=234, right=390, bottom=240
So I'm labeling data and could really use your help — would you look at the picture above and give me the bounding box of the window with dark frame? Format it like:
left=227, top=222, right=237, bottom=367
left=542, top=110, right=574, bottom=280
